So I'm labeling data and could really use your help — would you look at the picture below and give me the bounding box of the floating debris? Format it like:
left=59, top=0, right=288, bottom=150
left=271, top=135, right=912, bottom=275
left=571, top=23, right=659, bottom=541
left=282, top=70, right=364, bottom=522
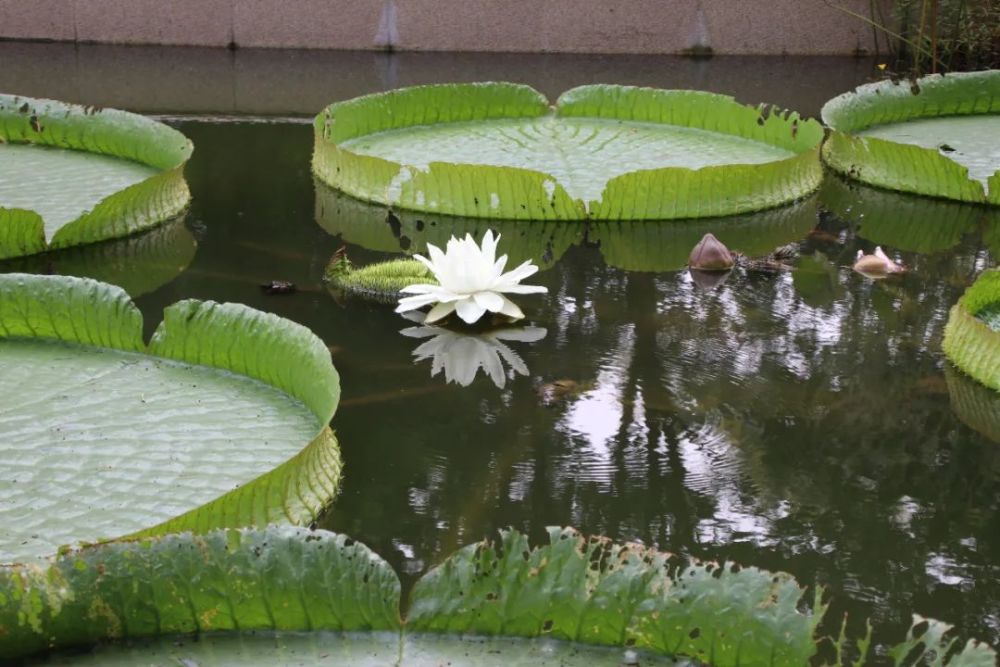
left=260, top=280, right=298, bottom=295
left=852, top=246, right=906, bottom=278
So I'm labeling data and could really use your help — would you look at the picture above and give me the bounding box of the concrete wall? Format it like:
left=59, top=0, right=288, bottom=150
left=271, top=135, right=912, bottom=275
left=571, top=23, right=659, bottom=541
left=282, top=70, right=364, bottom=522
left=0, top=0, right=884, bottom=55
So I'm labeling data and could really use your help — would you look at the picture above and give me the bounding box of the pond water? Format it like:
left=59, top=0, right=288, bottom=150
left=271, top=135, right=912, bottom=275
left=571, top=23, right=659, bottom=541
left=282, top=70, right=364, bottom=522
left=2, top=45, right=1000, bottom=656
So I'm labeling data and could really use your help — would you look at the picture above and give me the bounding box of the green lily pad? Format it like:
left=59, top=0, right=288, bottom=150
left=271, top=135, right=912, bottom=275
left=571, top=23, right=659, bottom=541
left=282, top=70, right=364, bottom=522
left=0, top=274, right=341, bottom=563
left=313, top=83, right=824, bottom=221
left=943, top=269, right=1000, bottom=391
left=0, top=217, right=197, bottom=297
left=978, top=303, right=1000, bottom=332
left=315, top=182, right=583, bottom=270
left=3, top=526, right=993, bottom=665
left=0, top=94, right=193, bottom=259
left=822, top=70, right=1000, bottom=205
left=861, top=116, right=1000, bottom=187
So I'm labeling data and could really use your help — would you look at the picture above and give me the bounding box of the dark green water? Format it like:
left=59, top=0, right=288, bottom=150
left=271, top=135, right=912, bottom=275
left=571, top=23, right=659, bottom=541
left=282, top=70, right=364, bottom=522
left=3, top=46, right=1000, bottom=657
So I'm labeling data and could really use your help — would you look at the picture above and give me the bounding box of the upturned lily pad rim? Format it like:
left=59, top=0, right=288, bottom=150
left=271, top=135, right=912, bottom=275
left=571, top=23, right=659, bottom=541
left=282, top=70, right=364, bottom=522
left=1, top=526, right=994, bottom=665
left=312, top=82, right=825, bottom=221
left=0, top=93, right=194, bottom=259
left=943, top=269, right=1000, bottom=391
left=820, top=70, right=1000, bottom=205
left=0, top=273, right=342, bottom=562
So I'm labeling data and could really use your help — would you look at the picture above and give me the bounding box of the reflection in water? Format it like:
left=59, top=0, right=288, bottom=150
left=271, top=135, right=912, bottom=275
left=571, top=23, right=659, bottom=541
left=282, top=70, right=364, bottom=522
left=820, top=175, right=987, bottom=254
left=326, top=184, right=1000, bottom=649
left=401, top=322, right=547, bottom=388
left=0, top=216, right=197, bottom=297
left=590, top=196, right=817, bottom=272
left=316, top=184, right=582, bottom=270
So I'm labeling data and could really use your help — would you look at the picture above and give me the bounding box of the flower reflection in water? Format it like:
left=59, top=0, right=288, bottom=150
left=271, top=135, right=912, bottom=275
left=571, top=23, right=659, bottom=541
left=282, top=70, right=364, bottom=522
left=401, top=321, right=547, bottom=388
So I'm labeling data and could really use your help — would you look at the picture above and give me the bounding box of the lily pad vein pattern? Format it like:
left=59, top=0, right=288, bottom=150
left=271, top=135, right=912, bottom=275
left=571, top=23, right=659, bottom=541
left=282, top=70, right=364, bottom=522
left=343, top=116, right=793, bottom=204
left=859, top=115, right=1000, bottom=187
left=0, top=339, right=319, bottom=563
left=0, top=144, right=157, bottom=238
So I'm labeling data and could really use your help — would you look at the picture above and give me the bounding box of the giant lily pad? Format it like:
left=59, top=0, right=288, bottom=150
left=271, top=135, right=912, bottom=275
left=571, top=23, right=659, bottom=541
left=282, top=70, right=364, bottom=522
left=822, top=70, right=1000, bottom=205
left=0, top=94, right=193, bottom=260
left=0, top=274, right=341, bottom=563
left=313, top=83, right=824, bottom=221
left=943, top=269, right=1000, bottom=391
left=2, top=527, right=994, bottom=665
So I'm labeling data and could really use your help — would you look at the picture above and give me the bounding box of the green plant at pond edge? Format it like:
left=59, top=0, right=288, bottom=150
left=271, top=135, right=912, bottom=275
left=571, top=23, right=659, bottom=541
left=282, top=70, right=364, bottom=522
left=0, top=274, right=342, bottom=563
left=0, top=94, right=193, bottom=260
left=0, top=526, right=994, bottom=665
left=827, top=0, right=999, bottom=73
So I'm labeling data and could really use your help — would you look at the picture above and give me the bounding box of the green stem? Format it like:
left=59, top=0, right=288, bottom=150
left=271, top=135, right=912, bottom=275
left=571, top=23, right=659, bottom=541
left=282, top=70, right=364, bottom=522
left=822, top=0, right=950, bottom=70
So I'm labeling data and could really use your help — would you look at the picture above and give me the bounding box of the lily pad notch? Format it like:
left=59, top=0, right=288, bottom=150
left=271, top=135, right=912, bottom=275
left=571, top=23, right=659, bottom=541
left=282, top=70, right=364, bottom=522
left=0, top=94, right=193, bottom=260
left=0, top=273, right=342, bottom=560
left=312, top=82, right=825, bottom=221
left=822, top=70, right=1000, bottom=205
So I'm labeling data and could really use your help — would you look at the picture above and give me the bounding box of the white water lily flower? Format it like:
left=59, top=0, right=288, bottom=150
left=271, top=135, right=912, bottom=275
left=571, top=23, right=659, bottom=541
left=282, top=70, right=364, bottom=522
left=395, top=230, right=548, bottom=324
left=400, top=323, right=548, bottom=388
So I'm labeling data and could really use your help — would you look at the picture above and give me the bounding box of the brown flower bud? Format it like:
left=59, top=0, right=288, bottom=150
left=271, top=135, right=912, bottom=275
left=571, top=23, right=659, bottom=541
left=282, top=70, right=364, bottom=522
left=688, top=233, right=735, bottom=271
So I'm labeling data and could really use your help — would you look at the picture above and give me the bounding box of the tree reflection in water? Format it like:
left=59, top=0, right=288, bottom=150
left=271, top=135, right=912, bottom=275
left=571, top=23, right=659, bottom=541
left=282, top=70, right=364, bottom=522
left=323, top=190, right=1000, bottom=649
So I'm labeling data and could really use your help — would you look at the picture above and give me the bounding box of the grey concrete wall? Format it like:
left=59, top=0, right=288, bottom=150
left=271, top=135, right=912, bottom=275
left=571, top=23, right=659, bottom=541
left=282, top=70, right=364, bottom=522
left=0, top=0, right=885, bottom=55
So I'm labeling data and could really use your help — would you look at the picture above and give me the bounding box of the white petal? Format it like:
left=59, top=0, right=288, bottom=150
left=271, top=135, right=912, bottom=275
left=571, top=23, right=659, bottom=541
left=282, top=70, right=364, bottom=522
left=425, top=301, right=457, bottom=323
left=481, top=230, right=499, bottom=265
left=399, top=283, right=439, bottom=295
left=473, top=291, right=505, bottom=312
left=497, top=295, right=525, bottom=321
left=432, top=290, right=466, bottom=303
left=497, top=283, right=548, bottom=295
left=396, top=293, right=440, bottom=312
left=426, top=244, right=447, bottom=271
left=413, top=253, right=435, bottom=272
left=455, top=297, right=487, bottom=324
left=498, top=259, right=540, bottom=285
